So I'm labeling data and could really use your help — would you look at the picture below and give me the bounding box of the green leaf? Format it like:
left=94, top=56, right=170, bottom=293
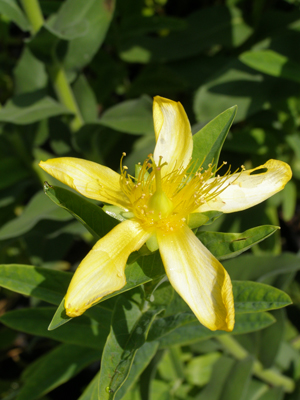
left=73, top=74, right=98, bottom=123
left=0, top=0, right=30, bottom=31
left=156, top=312, right=275, bottom=347
left=0, top=92, right=72, bottom=124
left=0, top=307, right=110, bottom=350
left=0, top=191, right=72, bottom=241
left=186, top=352, right=221, bottom=387
left=195, top=355, right=235, bottom=400
left=193, top=58, right=300, bottom=123
left=119, top=6, right=252, bottom=63
left=115, top=342, right=159, bottom=400
left=233, top=282, right=292, bottom=314
left=0, top=157, right=30, bottom=190
left=44, top=183, right=118, bottom=240
left=0, top=264, right=71, bottom=305
left=192, top=105, right=237, bottom=172
left=61, top=0, right=116, bottom=72
left=147, top=280, right=290, bottom=342
left=258, top=309, right=285, bottom=368
left=98, top=296, right=161, bottom=399
left=17, top=344, right=100, bottom=400
left=197, top=225, right=279, bottom=260
left=99, top=96, right=154, bottom=135
left=240, top=50, right=300, bottom=83
left=224, top=253, right=300, bottom=288
left=219, top=357, right=254, bottom=400
left=13, top=48, right=47, bottom=95
left=48, top=252, right=165, bottom=330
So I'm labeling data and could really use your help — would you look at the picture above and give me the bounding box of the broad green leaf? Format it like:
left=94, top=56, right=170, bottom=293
left=244, top=381, right=268, bottom=400
left=157, top=312, right=275, bottom=348
left=99, top=96, right=154, bottom=135
left=282, top=181, right=297, bottom=221
left=0, top=307, right=110, bottom=350
left=240, top=50, right=300, bottom=83
left=0, top=93, right=72, bottom=124
left=16, top=344, right=100, bottom=400
left=98, top=296, right=161, bottom=399
left=48, top=251, right=165, bottom=330
left=219, top=357, right=254, bottom=400
left=115, top=341, right=159, bottom=400
left=0, top=191, right=72, bottom=241
left=195, top=355, right=235, bottom=400
left=224, top=253, right=300, bottom=288
left=0, top=157, right=30, bottom=190
left=61, top=0, right=116, bottom=72
left=13, top=48, right=47, bottom=95
left=44, top=183, right=118, bottom=240
left=119, top=6, right=252, bottom=63
left=233, top=282, right=292, bottom=314
left=73, top=74, right=98, bottom=123
left=197, top=225, right=279, bottom=261
left=258, top=309, right=285, bottom=368
left=193, top=58, right=300, bottom=123
left=0, top=0, right=30, bottom=31
left=147, top=281, right=290, bottom=341
left=0, top=264, right=70, bottom=305
left=186, top=352, right=221, bottom=387
left=259, top=387, right=284, bottom=400
left=192, top=105, right=237, bottom=172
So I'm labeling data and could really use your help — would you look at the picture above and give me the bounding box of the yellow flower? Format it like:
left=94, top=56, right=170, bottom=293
left=39, top=96, right=292, bottom=332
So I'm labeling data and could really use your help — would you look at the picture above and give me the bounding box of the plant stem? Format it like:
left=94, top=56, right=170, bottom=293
left=216, top=335, right=295, bottom=393
left=20, top=0, right=44, bottom=34
left=21, top=0, right=84, bottom=132
left=49, top=64, right=84, bottom=131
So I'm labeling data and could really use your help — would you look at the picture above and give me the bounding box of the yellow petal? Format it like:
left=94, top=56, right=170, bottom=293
left=153, top=96, right=193, bottom=177
left=39, top=157, right=130, bottom=209
left=65, top=219, right=151, bottom=317
left=197, top=159, right=292, bottom=214
left=157, top=225, right=234, bottom=331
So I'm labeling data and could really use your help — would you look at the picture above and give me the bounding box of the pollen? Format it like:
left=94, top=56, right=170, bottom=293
left=119, top=154, right=240, bottom=232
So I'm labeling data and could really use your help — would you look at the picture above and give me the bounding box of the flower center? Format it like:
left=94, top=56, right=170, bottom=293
left=119, top=153, right=239, bottom=232
left=148, top=159, right=173, bottom=221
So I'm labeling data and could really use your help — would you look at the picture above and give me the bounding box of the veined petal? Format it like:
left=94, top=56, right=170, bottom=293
left=157, top=225, right=234, bottom=331
left=65, top=219, right=151, bottom=317
left=39, top=157, right=130, bottom=209
left=197, top=159, right=292, bottom=214
left=153, top=96, right=193, bottom=177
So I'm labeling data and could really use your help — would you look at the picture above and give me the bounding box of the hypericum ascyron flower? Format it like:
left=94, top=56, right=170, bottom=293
left=39, top=96, right=292, bottom=332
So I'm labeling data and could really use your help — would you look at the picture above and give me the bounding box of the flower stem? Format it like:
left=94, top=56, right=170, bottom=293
left=20, top=0, right=44, bottom=34
left=216, top=335, right=295, bottom=393
left=48, top=64, right=84, bottom=132
left=21, top=0, right=84, bottom=132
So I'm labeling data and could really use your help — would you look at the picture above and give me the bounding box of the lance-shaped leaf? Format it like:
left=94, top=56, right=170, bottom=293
left=0, top=307, right=110, bottom=350
left=44, top=183, right=119, bottom=240
left=197, top=225, right=279, bottom=261
left=240, top=50, right=300, bottom=83
left=192, top=105, right=237, bottom=171
left=0, top=191, right=72, bottom=241
left=17, top=344, right=100, bottom=400
left=156, top=312, right=275, bottom=348
left=147, top=280, right=291, bottom=341
left=0, top=93, right=72, bottom=125
left=98, top=296, right=161, bottom=399
left=48, top=252, right=165, bottom=330
left=0, top=264, right=71, bottom=305
left=0, top=0, right=30, bottom=31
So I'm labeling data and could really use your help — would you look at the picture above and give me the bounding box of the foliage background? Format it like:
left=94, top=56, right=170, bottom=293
left=0, top=0, right=300, bottom=399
